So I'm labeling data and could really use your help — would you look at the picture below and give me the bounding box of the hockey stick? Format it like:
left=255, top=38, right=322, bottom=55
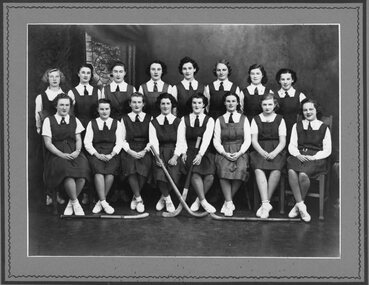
left=210, top=213, right=300, bottom=222
left=162, top=137, right=202, bottom=218
left=150, top=145, right=208, bottom=218
left=60, top=212, right=149, bottom=219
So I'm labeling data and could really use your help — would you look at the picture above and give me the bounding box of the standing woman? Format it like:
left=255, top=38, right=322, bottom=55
left=102, top=61, right=136, bottom=120
left=250, top=93, right=287, bottom=219
left=242, top=64, right=273, bottom=123
left=275, top=68, right=307, bottom=141
left=68, top=63, right=102, bottom=128
left=287, top=98, right=331, bottom=222
left=35, top=68, right=66, bottom=135
left=138, top=60, right=173, bottom=118
left=149, top=93, right=184, bottom=213
left=42, top=94, right=91, bottom=216
left=213, top=93, right=251, bottom=217
left=204, top=59, right=242, bottom=119
left=172, top=56, right=205, bottom=118
left=177, top=93, right=216, bottom=213
left=121, top=92, right=152, bottom=213
left=84, top=99, right=123, bottom=214
left=35, top=68, right=66, bottom=205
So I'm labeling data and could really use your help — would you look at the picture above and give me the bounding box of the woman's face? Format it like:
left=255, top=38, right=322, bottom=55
left=98, top=103, right=111, bottom=120
left=56, top=98, right=70, bottom=117
left=182, top=62, right=196, bottom=80
left=224, top=95, right=238, bottom=112
left=111, top=65, right=126, bottom=84
left=160, top=98, right=172, bottom=116
left=129, top=96, right=144, bottom=114
left=192, top=98, right=205, bottom=115
left=250, top=68, right=263, bottom=85
left=150, top=63, right=163, bottom=81
left=216, top=63, right=229, bottom=81
left=78, top=67, right=92, bottom=84
left=261, top=98, right=276, bottom=115
left=279, top=72, right=294, bottom=91
left=302, top=102, right=317, bottom=121
left=48, top=71, right=61, bottom=88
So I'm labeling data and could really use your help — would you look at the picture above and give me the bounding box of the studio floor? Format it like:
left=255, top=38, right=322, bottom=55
left=29, top=189, right=340, bottom=257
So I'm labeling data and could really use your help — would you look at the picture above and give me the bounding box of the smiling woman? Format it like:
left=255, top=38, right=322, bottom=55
left=41, top=93, right=91, bottom=216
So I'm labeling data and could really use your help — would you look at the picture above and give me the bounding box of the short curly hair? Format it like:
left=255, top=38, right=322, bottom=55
left=212, top=59, right=232, bottom=77
left=146, top=60, right=168, bottom=77
left=300, top=98, right=323, bottom=119
left=275, top=68, right=297, bottom=85
left=178, top=56, right=199, bottom=75
left=156, top=92, right=177, bottom=109
left=247, top=63, right=268, bottom=84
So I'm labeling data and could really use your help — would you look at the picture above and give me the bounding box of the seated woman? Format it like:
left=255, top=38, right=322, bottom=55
left=42, top=93, right=91, bottom=216
left=149, top=93, right=184, bottom=213
left=84, top=99, right=123, bottom=214
left=250, top=93, right=287, bottom=219
left=121, top=92, right=152, bottom=213
left=287, top=98, right=332, bottom=222
left=177, top=93, right=216, bottom=213
left=213, top=92, right=251, bottom=217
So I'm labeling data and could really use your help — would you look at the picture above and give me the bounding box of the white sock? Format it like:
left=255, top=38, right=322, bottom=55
left=71, top=199, right=78, bottom=205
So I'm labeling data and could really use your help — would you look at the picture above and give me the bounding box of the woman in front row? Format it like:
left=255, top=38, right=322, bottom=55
left=213, top=93, right=251, bottom=217
left=84, top=99, right=123, bottom=214
left=287, top=98, right=331, bottom=222
left=178, top=93, right=216, bottom=213
left=42, top=93, right=91, bottom=216
left=121, top=92, right=152, bottom=213
left=149, top=93, right=184, bottom=213
left=250, top=93, right=287, bottom=219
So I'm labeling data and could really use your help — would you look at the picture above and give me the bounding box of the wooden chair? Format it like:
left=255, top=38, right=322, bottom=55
left=279, top=115, right=333, bottom=220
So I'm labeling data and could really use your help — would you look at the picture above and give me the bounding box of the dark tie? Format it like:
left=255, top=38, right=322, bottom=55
left=254, top=87, right=258, bottom=95
left=60, top=117, right=66, bottom=125
left=285, top=91, right=289, bottom=97
left=164, top=116, right=169, bottom=125
left=229, top=113, right=234, bottom=123
left=84, top=86, right=88, bottom=95
left=194, top=115, right=200, bottom=127
left=219, top=82, right=224, bottom=91
left=153, top=82, right=158, bottom=92
left=135, top=114, right=140, bottom=122
left=307, top=122, right=313, bottom=131
left=103, top=122, right=108, bottom=131
left=116, top=85, right=120, bottom=92
left=189, top=82, right=193, bottom=91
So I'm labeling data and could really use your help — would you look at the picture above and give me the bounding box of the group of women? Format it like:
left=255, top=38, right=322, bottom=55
left=35, top=57, right=332, bottom=222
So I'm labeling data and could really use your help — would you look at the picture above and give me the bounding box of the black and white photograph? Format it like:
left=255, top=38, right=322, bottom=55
left=2, top=1, right=367, bottom=284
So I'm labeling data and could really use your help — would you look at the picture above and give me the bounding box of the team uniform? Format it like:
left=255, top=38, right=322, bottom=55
left=120, top=112, right=152, bottom=179
left=287, top=119, right=331, bottom=178
left=68, top=83, right=101, bottom=128
left=177, top=113, right=215, bottom=175
left=276, top=87, right=306, bottom=141
left=42, top=114, right=91, bottom=189
left=250, top=113, right=287, bottom=170
left=84, top=117, right=123, bottom=175
left=149, top=113, right=185, bottom=185
left=213, top=112, right=251, bottom=181
left=204, top=80, right=241, bottom=119
left=102, top=81, right=136, bottom=120
left=138, top=79, right=173, bottom=117
left=172, top=79, right=205, bottom=118
left=241, top=84, right=273, bottom=122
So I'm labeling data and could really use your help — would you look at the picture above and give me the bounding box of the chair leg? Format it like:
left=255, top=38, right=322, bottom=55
left=244, top=183, right=252, bottom=210
left=319, top=176, right=325, bottom=220
left=51, top=189, right=58, bottom=215
left=279, top=175, right=285, bottom=214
